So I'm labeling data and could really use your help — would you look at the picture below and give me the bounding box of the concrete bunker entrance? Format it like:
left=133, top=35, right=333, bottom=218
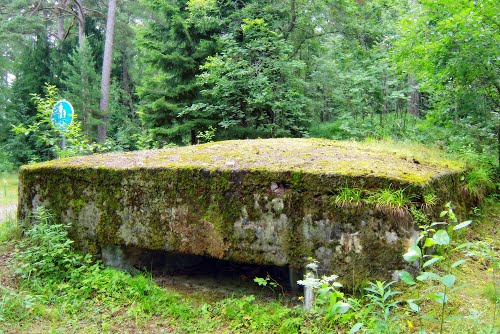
left=102, top=245, right=297, bottom=293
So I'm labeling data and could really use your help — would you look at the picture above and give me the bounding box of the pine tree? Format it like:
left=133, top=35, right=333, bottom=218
left=136, top=0, right=219, bottom=145
left=61, top=37, right=101, bottom=141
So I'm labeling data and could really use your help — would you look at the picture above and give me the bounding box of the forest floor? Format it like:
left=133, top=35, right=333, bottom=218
left=0, top=173, right=498, bottom=333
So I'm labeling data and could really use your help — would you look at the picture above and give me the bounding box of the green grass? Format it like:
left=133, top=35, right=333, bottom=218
left=1, top=173, right=18, bottom=206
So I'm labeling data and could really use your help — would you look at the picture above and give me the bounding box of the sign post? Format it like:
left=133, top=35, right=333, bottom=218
left=51, top=100, right=74, bottom=150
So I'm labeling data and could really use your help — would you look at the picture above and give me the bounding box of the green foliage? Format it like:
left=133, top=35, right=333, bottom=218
left=0, top=216, right=20, bottom=242
left=399, top=203, right=473, bottom=333
left=335, top=187, right=363, bottom=208
left=61, top=38, right=101, bottom=142
left=0, top=286, right=39, bottom=323
left=14, top=207, right=93, bottom=282
left=368, top=188, right=411, bottom=208
left=196, top=125, right=216, bottom=144
left=12, top=84, right=99, bottom=159
left=362, top=281, right=402, bottom=333
left=196, top=16, right=309, bottom=138
left=136, top=0, right=218, bottom=145
left=393, top=0, right=500, bottom=167
left=0, top=149, right=14, bottom=174
left=297, top=259, right=355, bottom=328
left=253, top=274, right=285, bottom=298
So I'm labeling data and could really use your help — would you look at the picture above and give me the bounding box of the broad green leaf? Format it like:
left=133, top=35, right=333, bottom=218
left=454, top=242, right=472, bottom=250
left=407, top=300, right=420, bottom=312
left=403, top=245, right=422, bottom=262
left=426, top=292, right=448, bottom=305
left=424, top=238, right=436, bottom=248
left=333, top=301, right=351, bottom=314
left=399, top=271, right=416, bottom=285
left=453, top=220, right=472, bottom=231
left=432, top=230, right=450, bottom=245
left=349, top=323, right=364, bottom=334
left=423, top=256, right=442, bottom=268
left=417, top=272, right=440, bottom=281
left=440, top=274, right=456, bottom=288
left=439, top=210, right=448, bottom=217
left=452, top=259, right=467, bottom=268
left=421, top=315, right=439, bottom=323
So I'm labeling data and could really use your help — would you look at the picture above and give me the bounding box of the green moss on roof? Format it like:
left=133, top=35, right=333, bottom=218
left=22, top=138, right=463, bottom=185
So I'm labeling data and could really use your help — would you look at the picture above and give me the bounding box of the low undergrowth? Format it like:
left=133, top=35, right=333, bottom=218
left=0, top=202, right=499, bottom=333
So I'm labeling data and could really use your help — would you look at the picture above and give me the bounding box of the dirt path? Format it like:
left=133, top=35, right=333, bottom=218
left=0, top=203, right=16, bottom=222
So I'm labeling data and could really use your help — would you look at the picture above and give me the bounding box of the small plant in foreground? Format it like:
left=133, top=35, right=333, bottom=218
left=362, top=281, right=402, bottom=334
left=14, top=207, right=95, bottom=282
left=399, top=202, right=473, bottom=334
left=297, top=259, right=353, bottom=326
left=253, top=274, right=285, bottom=298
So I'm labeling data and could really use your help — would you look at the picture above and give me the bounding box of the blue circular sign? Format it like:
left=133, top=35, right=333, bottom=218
left=51, top=100, right=74, bottom=132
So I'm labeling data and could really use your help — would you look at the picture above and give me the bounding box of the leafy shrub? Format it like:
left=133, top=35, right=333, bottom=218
left=0, top=149, right=14, bottom=174
left=14, top=207, right=94, bottom=283
left=13, top=206, right=183, bottom=318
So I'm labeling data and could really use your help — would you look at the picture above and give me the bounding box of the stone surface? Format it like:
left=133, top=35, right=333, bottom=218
left=18, top=138, right=467, bottom=286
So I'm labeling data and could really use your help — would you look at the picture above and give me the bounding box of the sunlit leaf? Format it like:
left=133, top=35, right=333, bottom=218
left=417, top=272, right=440, bottom=281
left=440, top=274, right=456, bottom=288
left=424, top=238, right=436, bottom=248
left=453, top=220, right=472, bottom=231
left=399, top=271, right=416, bottom=285
left=423, top=256, right=442, bottom=268
left=452, top=259, right=467, bottom=268
left=407, top=299, right=420, bottom=312
left=421, top=315, right=439, bottom=323
left=432, top=230, right=450, bottom=245
left=403, top=245, right=421, bottom=262
left=349, top=323, right=364, bottom=334
left=426, top=292, right=448, bottom=305
left=333, top=301, right=351, bottom=314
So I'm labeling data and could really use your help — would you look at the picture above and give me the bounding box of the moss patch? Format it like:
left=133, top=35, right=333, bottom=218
left=23, top=138, right=463, bottom=186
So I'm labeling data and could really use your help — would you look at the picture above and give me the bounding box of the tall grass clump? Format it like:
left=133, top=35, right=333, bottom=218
left=335, top=187, right=364, bottom=208
left=368, top=188, right=412, bottom=223
left=0, top=216, right=20, bottom=242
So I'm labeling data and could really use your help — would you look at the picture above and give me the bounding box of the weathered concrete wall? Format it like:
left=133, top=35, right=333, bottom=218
left=18, top=139, right=467, bottom=286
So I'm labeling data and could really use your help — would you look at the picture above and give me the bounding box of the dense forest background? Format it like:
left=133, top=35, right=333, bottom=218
left=0, top=0, right=498, bottom=173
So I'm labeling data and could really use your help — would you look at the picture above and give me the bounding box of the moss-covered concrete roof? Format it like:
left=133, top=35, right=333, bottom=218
left=23, top=139, right=463, bottom=185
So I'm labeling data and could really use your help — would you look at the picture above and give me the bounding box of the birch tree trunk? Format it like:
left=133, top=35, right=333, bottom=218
left=97, top=0, right=117, bottom=143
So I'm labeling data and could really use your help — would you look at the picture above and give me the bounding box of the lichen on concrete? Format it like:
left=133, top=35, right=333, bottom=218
left=17, top=138, right=471, bottom=286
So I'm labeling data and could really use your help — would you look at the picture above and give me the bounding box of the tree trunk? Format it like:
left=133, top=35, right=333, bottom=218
left=98, top=0, right=117, bottom=144
left=408, top=75, right=420, bottom=116
left=73, top=0, right=86, bottom=47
